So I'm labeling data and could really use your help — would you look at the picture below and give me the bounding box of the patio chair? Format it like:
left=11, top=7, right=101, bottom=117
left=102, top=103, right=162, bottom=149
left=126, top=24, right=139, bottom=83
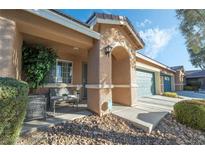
left=49, top=87, right=79, bottom=115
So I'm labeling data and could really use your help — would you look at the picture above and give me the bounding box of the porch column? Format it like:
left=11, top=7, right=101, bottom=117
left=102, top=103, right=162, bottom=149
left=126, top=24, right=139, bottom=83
left=0, top=16, right=23, bottom=79
left=171, top=75, right=175, bottom=91
left=154, top=72, right=161, bottom=94
left=129, top=65, right=136, bottom=106
left=87, top=40, right=112, bottom=116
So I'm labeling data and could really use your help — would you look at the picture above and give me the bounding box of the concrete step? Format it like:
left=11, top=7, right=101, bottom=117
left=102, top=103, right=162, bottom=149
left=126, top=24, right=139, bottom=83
left=134, top=103, right=171, bottom=113
left=135, top=101, right=174, bottom=111
left=112, top=107, right=168, bottom=133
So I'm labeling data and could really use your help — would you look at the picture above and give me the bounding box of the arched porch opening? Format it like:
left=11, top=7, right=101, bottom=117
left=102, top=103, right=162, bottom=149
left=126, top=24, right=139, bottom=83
left=111, top=46, right=131, bottom=106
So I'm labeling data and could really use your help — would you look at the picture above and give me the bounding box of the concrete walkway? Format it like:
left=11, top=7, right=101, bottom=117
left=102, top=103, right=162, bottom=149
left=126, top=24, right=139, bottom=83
left=112, top=95, right=182, bottom=133
left=21, top=110, right=92, bottom=135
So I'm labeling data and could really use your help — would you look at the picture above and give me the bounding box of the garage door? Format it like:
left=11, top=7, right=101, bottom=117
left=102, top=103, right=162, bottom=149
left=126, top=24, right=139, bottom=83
left=136, top=69, right=155, bottom=98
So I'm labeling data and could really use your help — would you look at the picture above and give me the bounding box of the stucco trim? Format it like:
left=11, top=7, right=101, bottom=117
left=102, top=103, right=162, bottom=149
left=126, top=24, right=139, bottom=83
left=91, top=18, right=144, bottom=48
left=86, top=84, right=114, bottom=89
left=175, top=83, right=185, bottom=85
left=86, top=84, right=138, bottom=89
left=136, top=62, right=161, bottom=72
left=113, top=84, right=130, bottom=88
left=43, top=83, right=82, bottom=88
left=24, top=9, right=100, bottom=40
left=136, top=52, right=176, bottom=73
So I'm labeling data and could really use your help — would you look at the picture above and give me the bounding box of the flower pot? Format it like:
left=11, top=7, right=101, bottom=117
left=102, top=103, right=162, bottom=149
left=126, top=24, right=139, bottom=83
left=25, top=95, right=47, bottom=121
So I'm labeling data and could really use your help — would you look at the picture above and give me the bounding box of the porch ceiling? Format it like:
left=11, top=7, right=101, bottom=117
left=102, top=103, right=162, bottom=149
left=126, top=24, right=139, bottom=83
left=23, top=34, right=89, bottom=58
left=0, top=10, right=94, bottom=49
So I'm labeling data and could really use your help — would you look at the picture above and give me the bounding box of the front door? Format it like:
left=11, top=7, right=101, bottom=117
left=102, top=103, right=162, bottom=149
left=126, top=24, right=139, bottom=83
left=82, top=63, right=88, bottom=99
left=163, top=75, right=171, bottom=92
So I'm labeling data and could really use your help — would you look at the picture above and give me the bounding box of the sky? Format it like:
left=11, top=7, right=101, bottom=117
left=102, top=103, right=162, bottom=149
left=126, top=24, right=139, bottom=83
left=59, top=9, right=198, bottom=70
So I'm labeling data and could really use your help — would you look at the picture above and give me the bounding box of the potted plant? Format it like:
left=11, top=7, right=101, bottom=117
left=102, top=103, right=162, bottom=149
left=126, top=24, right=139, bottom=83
left=62, top=93, right=68, bottom=100
left=22, top=42, right=57, bottom=121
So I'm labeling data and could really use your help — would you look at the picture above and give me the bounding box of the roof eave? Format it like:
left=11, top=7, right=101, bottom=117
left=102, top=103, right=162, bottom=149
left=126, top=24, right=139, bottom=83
left=24, top=9, right=100, bottom=40
left=88, top=17, right=144, bottom=49
left=136, top=53, right=176, bottom=73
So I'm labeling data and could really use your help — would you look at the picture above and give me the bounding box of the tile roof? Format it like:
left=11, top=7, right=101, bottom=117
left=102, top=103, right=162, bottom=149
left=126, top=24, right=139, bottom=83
left=86, top=12, right=145, bottom=46
left=170, top=65, right=184, bottom=71
left=49, top=9, right=90, bottom=28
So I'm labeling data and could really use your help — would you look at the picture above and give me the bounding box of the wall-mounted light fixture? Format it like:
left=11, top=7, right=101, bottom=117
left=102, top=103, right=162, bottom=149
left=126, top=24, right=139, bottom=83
left=104, top=45, right=113, bottom=57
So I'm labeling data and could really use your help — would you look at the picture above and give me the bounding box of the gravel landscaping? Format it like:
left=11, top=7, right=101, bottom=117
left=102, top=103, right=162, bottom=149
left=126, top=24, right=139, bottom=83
left=17, top=113, right=205, bottom=145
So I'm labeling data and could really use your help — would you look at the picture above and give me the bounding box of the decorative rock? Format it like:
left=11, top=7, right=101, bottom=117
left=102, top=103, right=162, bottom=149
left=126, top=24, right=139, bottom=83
left=17, top=113, right=205, bottom=145
left=199, top=135, right=205, bottom=140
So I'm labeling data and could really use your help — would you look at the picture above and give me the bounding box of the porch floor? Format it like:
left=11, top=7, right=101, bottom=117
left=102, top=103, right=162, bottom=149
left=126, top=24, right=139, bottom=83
left=22, top=101, right=91, bottom=135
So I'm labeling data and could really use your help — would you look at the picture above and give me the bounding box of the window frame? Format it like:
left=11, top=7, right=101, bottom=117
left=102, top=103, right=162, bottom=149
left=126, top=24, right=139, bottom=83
left=55, top=59, right=73, bottom=84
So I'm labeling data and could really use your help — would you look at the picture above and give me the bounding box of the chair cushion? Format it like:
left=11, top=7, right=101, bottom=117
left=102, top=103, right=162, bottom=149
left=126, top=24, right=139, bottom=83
left=68, top=95, right=77, bottom=98
left=50, top=96, right=63, bottom=100
left=50, top=88, right=71, bottom=97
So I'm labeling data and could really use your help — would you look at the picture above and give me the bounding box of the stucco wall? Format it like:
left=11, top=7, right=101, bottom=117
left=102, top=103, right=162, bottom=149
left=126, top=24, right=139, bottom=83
left=86, top=23, right=138, bottom=115
left=23, top=35, right=88, bottom=86
left=0, top=17, right=22, bottom=79
left=175, top=70, right=184, bottom=91
left=112, top=47, right=131, bottom=106
left=0, top=10, right=93, bottom=49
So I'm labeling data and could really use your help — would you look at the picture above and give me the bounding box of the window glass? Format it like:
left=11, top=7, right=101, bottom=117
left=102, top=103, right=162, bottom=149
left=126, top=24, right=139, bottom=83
left=46, top=60, right=72, bottom=84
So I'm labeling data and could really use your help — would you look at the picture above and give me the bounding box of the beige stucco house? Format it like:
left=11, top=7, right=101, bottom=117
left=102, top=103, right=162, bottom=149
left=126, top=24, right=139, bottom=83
left=171, top=66, right=185, bottom=91
left=0, top=10, right=178, bottom=116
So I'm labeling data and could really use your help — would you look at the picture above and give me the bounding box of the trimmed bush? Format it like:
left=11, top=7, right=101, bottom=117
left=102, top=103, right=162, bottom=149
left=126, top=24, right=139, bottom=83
left=162, top=92, right=178, bottom=98
left=183, top=85, right=194, bottom=91
left=184, top=85, right=199, bottom=91
left=174, top=99, right=205, bottom=131
left=0, top=77, right=29, bottom=144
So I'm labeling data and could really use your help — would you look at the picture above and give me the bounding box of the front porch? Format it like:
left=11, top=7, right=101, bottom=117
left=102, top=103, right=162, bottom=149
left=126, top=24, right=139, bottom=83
left=22, top=109, right=92, bottom=135
left=0, top=10, right=144, bottom=117
left=46, top=100, right=87, bottom=117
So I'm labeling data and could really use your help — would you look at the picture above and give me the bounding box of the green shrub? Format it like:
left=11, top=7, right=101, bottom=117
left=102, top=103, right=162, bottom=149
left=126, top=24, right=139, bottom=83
left=184, top=85, right=199, bottom=91
left=174, top=100, right=205, bottom=131
left=183, top=85, right=194, bottom=91
left=162, top=92, right=178, bottom=98
left=184, top=80, right=201, bottom=91
left=0, top=77, right=29, bottom=144
left=22, top=42, right=57, bottom=89
left=188, top=80, right=201, bottom=88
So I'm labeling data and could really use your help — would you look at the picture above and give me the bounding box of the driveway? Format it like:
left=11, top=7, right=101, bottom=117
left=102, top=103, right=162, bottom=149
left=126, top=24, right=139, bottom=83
left=177, top=91, right=205, bottom=99
left=112, top=95, right=182, bottom=133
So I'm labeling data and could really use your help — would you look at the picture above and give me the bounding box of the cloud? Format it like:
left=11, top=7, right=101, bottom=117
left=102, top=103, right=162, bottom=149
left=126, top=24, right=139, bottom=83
left=137, top=19, right=152, bottom=28
left=139, top=27, right=176, bottom=58
left=140, top=19, right=152, bottom=27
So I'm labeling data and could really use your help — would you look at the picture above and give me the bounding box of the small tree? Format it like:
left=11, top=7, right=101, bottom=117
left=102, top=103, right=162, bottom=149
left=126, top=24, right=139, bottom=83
left=176, top=10, right=205, bottom=70
left=22, top=42, right=57, bottom=90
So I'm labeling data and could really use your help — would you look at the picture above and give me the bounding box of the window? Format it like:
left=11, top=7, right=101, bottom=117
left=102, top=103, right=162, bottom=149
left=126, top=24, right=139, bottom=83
left=46, top=59, right=73, bottom=84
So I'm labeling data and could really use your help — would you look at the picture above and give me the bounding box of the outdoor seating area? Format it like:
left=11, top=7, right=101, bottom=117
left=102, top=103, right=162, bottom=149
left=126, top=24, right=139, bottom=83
left=25, top=87, right=87, bottom=122
left=48, top=87, right=81, bottom=115
left=46, top=99, right=87, bottom=117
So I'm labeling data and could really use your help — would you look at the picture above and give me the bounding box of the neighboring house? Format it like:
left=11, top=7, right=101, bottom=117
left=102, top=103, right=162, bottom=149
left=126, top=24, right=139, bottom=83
left=0, top=10, right=176, bottom=116
left=185, top=70, right=205, bottom=90
left=171, top=65, right=185, bottom=91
